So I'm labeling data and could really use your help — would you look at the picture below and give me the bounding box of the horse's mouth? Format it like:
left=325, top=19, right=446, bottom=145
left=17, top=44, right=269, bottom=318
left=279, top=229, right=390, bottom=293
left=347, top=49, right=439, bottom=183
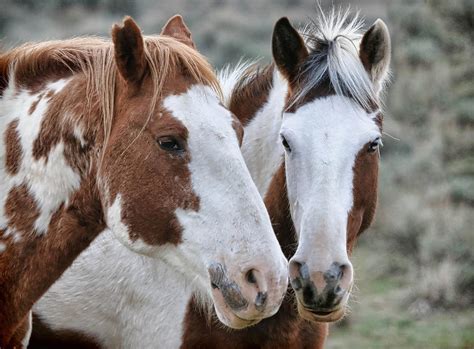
left=308, top=308, right=336, bottom=316
left=297, top=301, right=345, bottom=322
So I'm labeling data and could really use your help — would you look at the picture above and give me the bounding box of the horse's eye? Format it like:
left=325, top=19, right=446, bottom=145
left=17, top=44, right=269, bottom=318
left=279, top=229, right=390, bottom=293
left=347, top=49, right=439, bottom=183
left=157, top=136, right=184, bottom=153
left=281, top=135, right=291, bottom=152
left=368, top=137, right=382, bottom=153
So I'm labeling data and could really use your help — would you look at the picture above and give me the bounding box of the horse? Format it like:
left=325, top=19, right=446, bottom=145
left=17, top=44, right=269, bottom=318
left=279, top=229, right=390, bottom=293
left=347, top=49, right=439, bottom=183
left=30, top=8, right=391, bottom=348
left=0, top=15, right=289, bottom=348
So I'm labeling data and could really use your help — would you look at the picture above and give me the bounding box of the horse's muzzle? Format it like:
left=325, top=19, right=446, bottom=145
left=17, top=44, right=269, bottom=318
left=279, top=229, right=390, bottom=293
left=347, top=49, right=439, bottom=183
left=208, top=260, right=287, bottom=329
left=289, top=261, right=352, bottom=322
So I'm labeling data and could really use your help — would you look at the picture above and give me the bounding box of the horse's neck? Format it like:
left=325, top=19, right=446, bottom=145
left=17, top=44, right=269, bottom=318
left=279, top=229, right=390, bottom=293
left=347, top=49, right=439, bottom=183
left=230, top=66, right=296, bottom=256
left=237, top=66, right=288, bottom=197
left=33, top=230, right=195, bottom=348
left=0, top=72, right=104, bottom=342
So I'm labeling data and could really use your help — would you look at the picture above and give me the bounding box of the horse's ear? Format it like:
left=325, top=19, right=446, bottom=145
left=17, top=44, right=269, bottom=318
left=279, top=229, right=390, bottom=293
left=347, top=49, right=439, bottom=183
left=360, top=19, right=391, bottom=94
left=112, top=16, right=146, bottom=85
left=161, top=15, right=196, bottom=49
left=272, top=17, right=308, bottom=83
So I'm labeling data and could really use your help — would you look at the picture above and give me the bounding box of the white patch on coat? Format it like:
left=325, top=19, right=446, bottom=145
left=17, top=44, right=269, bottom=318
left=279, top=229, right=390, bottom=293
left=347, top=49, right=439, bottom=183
left=73, top=125, right=87, bottom=147
left=0, top=242, right=6, bottom=252
left=34, top=230, right=196, bottom=349
left=240, top=69, right=288, bottom=197
left=1, top=77, right=81, bottom=237
left=282, top=95, right=380, bottom=270
left=30, top=142, right=82, bottom=233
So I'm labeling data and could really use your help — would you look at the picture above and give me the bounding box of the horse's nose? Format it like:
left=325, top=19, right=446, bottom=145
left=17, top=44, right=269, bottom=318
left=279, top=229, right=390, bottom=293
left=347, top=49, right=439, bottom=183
left=209, top=259, right=288, bottom=324
left=289, top=260, right=352, bottom=311
left=244, top=268, right=268, bottom=311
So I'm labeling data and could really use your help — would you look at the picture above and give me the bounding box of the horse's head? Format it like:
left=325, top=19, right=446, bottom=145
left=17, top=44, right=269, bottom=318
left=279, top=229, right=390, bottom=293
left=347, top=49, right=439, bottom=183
left=99, top=16, right=288, bottom=328
left=272, top=11, right=390, bottom=322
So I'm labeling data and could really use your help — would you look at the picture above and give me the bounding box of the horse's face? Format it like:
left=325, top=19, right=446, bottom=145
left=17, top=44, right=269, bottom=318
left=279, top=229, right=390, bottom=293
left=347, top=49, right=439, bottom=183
left=272, top=17, right=390, bottom=322
left=100, top=17, right=288, bottom=329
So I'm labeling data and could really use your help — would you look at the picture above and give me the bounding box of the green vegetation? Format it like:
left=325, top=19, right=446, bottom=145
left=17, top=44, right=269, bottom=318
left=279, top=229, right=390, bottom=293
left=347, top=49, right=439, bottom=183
left=327, top=245, right=474, bottom=349
left=375, top=0, right=474, bottom=309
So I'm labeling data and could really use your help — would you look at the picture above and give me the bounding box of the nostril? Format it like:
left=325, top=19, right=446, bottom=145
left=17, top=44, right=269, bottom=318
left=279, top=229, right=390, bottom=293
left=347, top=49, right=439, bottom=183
left=325, top=262, right=347, bottom=283
left=338, top=264, right=348, bottom=281
left=246, top=269, right=257, bottom=284
left=255, top=291, right=267, bottom=311
left=291, top=277, right=303, bottom=291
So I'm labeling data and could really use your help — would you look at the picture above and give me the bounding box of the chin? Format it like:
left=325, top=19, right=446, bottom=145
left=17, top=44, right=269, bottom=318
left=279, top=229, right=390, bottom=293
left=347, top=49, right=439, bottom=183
left=296, top=300, right=346, bottom=323
left=214, top=306, right=262, bottom=329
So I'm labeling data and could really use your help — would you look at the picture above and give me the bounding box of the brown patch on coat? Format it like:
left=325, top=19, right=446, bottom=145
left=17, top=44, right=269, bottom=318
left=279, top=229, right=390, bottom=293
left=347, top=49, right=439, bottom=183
left=28, top=90, right=55, bottom=115
left=29, top=313, right=101, bottom=349
left=5, top=119, right=22, bottom=175
left=0, top=176, right=105, bottom=346
left=29, top=93, right=43, bottom=115
left=5, top=184, right=40, bottom=234
left=31, top=76, right=99, bottom=177
left=347, top=117, right=381, bottom=252
left=229, top=64, right=274, bottom=126
left=4, top=312, right=31, bottom=349
left=31, top=81, right=70, bottom=160
left=101, top=71, right=200, bottom=246
left=1, top=48, right=76, bottom=95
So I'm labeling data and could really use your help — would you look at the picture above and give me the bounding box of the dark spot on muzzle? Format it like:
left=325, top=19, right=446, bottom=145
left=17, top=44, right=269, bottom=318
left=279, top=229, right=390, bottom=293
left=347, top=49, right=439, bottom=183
left=209, top=263, right=248, bottom=311
left=290, top=262, right=344, bottom=309
left=255, top=291, right=268, bottom=312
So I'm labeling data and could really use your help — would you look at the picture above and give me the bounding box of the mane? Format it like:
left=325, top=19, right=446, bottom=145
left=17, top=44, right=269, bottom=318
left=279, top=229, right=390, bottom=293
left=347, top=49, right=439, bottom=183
left=218, top=60, right=274, bottom=110
left=296, top=7, right=379, bottom=111
left=1, top=35, right=222, bottom=150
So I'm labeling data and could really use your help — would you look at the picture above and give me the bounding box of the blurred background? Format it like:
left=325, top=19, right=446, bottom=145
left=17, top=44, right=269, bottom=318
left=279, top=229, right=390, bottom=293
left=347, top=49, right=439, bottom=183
left=1, top=0, right=473, bottom=348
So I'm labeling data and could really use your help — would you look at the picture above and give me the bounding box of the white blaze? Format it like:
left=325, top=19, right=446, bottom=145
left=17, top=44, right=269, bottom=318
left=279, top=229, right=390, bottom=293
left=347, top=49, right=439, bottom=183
left=282, top=95, right=380, bottom=269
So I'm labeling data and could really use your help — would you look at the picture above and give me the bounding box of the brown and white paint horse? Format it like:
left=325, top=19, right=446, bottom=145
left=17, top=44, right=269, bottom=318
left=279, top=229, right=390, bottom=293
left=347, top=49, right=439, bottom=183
left=31, top=8, right=390, bottom=349
left=0, top=15, right=289, bottom=348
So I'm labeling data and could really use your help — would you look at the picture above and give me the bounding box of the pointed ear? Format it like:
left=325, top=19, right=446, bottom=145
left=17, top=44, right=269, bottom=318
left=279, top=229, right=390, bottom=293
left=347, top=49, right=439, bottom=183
left=112, top=16, right=146, bottom=85
left=161, top=15, right=196, bottom=49
left=360, top=19, right=391, bottom=94
left=272, top=17, right=308, bottom=82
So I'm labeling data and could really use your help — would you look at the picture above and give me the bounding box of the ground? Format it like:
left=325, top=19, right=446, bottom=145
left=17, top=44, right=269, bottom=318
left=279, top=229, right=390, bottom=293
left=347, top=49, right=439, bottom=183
left=326, top=245, right=474, bottom=349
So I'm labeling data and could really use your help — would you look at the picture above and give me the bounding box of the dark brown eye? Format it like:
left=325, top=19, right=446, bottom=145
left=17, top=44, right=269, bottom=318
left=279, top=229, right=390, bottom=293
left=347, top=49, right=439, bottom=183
left=368, top=137, right=382, bottom=153
left=281, top=135, right=291, bottom=152
left=157, top=136, right=184, bottom=153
